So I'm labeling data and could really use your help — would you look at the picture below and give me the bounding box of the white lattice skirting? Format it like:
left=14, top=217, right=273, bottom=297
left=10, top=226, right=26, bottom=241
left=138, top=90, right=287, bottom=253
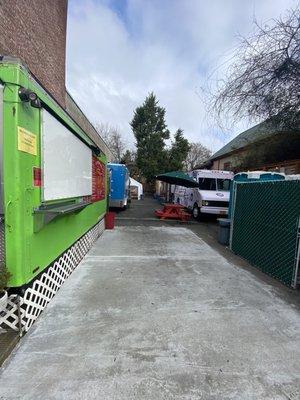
left=0, top=218, right=105, bottom=334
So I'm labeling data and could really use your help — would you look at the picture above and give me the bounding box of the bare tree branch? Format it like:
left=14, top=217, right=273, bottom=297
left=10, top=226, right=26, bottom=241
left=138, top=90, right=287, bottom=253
left=95, top=123, right=126, bottom=162
left=184, top=143, right=212, bottom=171
left=211, top=7, right=300, bottom=129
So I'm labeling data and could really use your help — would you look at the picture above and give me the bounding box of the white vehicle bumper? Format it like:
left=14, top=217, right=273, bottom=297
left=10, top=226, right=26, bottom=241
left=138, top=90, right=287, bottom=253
left=109, top=199, right=127, bottom=208
left=200, top=206, right=228, bottom=215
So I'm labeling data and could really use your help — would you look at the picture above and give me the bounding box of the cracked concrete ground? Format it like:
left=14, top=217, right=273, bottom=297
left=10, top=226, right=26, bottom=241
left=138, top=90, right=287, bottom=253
left=0, top=225, right=299, bottom=400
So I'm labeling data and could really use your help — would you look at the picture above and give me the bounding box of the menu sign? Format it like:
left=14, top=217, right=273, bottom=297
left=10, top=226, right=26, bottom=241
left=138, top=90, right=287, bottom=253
left=92, top=157, right=105, bottom=202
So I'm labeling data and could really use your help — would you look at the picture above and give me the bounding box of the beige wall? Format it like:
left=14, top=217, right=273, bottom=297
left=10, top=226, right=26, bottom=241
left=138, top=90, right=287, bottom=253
left=213, top=152, right=300, bottom=174
left=212, top=153, right=242, bottom=171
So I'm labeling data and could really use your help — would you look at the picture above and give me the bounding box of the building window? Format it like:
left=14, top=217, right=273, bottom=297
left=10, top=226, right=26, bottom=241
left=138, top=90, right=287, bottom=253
left=223, top=162, right=231, bottom=171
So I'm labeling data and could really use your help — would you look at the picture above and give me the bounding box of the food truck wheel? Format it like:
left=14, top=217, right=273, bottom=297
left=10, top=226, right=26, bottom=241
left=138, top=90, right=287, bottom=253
left=192, top=204, right=200, bottom=220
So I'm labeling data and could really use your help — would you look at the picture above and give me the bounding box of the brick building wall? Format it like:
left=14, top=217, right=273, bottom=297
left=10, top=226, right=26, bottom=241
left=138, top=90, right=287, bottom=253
left=0, top=0, right=67, bottom=108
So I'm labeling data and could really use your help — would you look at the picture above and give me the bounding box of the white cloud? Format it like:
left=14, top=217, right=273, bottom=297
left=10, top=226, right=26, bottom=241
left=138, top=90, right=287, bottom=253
left=66, top=0, right=298, bottom=153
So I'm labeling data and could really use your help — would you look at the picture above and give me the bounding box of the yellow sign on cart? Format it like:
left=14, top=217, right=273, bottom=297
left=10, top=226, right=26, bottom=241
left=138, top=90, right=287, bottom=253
left=17, top=126, right=37, bottom=156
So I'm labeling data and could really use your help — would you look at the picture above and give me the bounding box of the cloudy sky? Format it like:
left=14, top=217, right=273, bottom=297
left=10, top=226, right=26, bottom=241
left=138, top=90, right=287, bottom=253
left=66, top=0, right=297, bottom=153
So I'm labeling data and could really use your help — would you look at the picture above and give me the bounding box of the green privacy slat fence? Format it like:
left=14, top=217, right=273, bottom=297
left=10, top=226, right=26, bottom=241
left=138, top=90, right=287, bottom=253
left=231, top=180, right=300, bottom=287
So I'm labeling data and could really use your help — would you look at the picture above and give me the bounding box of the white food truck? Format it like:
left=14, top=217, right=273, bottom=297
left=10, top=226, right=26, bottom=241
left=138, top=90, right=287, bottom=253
left=174, top=170, right=233, bottom=219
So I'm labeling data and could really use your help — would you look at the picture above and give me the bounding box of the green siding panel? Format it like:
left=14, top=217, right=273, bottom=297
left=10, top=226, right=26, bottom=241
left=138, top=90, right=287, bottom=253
left=0, top=62, right=107, bottom=287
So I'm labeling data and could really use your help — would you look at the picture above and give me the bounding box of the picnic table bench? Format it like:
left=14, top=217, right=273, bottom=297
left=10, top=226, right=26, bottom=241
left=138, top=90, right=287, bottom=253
left=155, top=203, right=191, bottom=222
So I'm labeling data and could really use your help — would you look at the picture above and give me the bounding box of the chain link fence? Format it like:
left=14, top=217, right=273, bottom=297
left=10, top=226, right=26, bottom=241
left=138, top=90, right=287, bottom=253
left=230, top=180, right=300, bottom=288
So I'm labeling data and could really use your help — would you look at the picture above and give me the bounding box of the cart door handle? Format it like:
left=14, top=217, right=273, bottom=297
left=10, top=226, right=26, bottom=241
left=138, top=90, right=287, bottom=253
left=5, top=200, right=13, bottom=232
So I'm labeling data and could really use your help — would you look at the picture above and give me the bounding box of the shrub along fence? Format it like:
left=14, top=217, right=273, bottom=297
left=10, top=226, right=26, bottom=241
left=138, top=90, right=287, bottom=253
left=230, top=180, right=300, bottom=288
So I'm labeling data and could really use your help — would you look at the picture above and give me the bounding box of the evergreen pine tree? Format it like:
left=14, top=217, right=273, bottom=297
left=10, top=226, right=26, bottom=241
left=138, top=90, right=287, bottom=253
left=130, top=93, right=170, bottom=182
left=168, top=129, right=190, bottom=171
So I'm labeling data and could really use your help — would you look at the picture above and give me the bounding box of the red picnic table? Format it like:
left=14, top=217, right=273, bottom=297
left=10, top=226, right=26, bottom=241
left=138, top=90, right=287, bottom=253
left=154, top=203, right=191, bottom=222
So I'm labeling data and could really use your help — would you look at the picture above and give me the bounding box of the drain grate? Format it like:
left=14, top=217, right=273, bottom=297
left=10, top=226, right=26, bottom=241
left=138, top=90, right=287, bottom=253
left=0, top=328, right=19, bottom=366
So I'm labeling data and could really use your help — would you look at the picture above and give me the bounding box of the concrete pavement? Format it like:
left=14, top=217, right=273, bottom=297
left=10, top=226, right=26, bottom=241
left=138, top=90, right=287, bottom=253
left=0, top=225, right=299, bottom=399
